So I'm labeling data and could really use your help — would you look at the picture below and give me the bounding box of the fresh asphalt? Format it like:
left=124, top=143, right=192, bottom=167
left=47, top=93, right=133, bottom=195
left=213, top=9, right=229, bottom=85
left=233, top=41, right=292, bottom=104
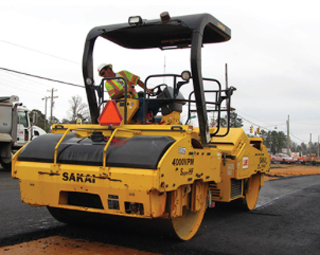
left=1, top=167, right=320, bottom=255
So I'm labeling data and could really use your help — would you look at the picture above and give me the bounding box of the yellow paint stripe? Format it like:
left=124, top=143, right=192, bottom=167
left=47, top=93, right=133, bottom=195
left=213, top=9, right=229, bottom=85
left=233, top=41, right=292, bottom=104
left=0, top=236, right=161, bottom=255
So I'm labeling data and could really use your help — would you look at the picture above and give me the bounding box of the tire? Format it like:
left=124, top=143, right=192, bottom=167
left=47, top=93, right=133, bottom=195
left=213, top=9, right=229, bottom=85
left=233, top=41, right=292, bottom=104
left=170, top=181, right=208, bottom=240
left=47, top=206, right=103, bottom=225
left=0, top=160, right=12, bottom=171
left=231, top=174, right=261, bottom=211
left=47, top=207, right=84, bottom=224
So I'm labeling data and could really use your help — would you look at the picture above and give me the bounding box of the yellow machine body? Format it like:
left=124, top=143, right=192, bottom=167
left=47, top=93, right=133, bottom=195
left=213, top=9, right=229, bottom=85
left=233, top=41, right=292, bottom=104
left=12, top=124, right=222, bottom=218
left=12, top=122, right=269, bottom=219
left=208, top=128, right=269, bottom=203
left=116, top=98, right=139, bottom=124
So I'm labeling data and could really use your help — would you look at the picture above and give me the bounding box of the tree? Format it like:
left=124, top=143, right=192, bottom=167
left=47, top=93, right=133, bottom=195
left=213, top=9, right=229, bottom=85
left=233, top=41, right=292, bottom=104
left=308, top=142, right=318, bottom=156
left=67, top=95, right=89, bottom=124
left=263, top=130, right=287, bottom=154
left=31, top=109, right=48, bottom=131
left=51, top=116, right=60, bottom=124
left=228, top=112, right=243, bottom=127
left=30, top=109, right=60, bottom=132
left=290, top=141, right=298, bottom=153
left=209, top=112, right=242, bottom=128
left=299, top=143, right=308, bottom=156
left=61, top=118, right=71, bottom=124
left=209, top=114, right=227, bottom=127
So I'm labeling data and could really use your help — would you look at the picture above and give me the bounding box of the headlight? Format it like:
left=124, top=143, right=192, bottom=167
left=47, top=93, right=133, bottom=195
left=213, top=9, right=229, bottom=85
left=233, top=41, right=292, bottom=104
left=160, top=12, right=171, bottom=22
left=128, top=16, right=143, bottom=25
left=86, top=78, right=93, bottom=85
left=181, top=71, right=191, bottom=81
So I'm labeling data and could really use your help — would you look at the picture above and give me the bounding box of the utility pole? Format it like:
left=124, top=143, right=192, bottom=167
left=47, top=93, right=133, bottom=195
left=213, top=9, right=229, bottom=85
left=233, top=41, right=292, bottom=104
left=318, top=135, right=320, bottom=158
left=286, top=115, right=290, bottom=155
left=42, top=96, right=49, bottom=131
left=310, top=133, right=312, bottom=157
left=47, top=88, right=58, bottom=125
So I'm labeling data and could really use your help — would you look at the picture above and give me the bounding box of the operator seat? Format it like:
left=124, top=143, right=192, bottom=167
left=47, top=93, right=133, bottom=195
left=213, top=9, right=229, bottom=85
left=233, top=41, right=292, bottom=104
left=157, top=87, right=185, bottom=115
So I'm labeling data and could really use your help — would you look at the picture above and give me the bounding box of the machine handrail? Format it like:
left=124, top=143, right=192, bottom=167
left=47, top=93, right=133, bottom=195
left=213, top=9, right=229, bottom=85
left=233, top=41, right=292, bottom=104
left=185, top=84, right=235, bottom=138
left=102, top=128, right=141, bottom=167
left=53, top=127, right=140, bottom=166
left=95, top=77, right=129, bottom=124
left=53, top=128, right=71, bottom=165
left=185, top=78, right=221, bottom=128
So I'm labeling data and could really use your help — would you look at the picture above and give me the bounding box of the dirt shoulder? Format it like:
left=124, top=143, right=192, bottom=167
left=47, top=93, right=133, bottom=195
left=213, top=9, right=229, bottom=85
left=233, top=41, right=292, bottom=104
left=265, top=164, right=320, bottom=181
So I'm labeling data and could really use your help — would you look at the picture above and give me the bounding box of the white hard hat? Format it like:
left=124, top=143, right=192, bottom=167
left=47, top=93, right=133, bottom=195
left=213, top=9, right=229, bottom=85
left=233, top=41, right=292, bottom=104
left=97, top=63, right=112, bottom=73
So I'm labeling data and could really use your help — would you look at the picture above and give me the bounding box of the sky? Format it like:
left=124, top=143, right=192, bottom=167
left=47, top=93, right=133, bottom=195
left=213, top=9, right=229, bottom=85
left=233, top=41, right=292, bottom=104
left=0, top=0, right=319, bottom=145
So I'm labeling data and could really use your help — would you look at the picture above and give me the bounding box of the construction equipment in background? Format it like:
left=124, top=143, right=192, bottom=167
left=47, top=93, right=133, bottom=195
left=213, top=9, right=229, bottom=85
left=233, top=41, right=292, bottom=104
left=12, top=12, right=270, bottom=240
left=0, top=96, right=45, bottom=170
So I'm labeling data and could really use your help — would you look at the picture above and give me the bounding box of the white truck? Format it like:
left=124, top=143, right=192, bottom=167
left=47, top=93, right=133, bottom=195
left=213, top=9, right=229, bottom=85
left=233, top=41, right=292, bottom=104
left=0, top=96, right=46, bottom=169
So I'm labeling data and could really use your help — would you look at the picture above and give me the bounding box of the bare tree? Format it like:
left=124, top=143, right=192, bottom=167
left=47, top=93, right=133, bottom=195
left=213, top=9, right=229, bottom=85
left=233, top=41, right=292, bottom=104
left=67, top=95, right=89, bottom=124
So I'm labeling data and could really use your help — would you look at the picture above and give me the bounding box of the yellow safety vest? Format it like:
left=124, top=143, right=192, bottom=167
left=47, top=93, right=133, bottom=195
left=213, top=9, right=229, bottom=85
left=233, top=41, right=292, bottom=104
left=105, top=70, right=139, bottom=99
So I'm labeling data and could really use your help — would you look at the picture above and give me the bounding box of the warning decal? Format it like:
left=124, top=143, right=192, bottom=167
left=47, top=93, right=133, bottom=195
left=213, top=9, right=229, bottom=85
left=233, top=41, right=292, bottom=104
left=243, top=157, right=249, bottom=169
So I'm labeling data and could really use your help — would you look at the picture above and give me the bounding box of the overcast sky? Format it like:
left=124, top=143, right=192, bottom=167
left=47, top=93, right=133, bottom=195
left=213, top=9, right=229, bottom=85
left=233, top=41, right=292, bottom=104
left=0, top=0, right=319, bottom=145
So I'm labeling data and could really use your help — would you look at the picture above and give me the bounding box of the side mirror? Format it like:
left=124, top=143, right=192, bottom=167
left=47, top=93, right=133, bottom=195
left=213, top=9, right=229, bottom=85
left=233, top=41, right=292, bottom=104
left=32, top=111, right=37, bottom=125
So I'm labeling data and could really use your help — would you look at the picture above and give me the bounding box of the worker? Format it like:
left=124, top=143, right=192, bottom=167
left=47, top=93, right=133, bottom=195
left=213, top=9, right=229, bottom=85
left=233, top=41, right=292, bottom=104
left=98, top=63, right=159, bottom=124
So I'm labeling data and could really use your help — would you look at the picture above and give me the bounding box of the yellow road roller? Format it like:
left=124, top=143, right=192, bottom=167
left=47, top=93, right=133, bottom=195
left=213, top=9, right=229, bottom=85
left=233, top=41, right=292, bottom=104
left=12, top=12, right=270, bottom=240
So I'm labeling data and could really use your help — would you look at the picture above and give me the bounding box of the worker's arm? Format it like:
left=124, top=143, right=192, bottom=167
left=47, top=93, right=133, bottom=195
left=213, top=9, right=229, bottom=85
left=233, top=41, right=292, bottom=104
left=111, top=87, right=135, bottom=99
left=137, top=80, right=153, bottom=94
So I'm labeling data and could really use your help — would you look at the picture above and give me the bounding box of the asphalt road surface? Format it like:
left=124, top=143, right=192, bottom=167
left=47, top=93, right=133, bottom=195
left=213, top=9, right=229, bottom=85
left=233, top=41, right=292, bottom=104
left=1, top=167, right=320, bottom=255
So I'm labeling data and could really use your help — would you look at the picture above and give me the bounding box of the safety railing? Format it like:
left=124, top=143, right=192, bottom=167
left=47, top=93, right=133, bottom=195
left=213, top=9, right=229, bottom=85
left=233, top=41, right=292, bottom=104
left=53, top=127, right=140, bottom=167
left=94, top=77, right=130, bottom=124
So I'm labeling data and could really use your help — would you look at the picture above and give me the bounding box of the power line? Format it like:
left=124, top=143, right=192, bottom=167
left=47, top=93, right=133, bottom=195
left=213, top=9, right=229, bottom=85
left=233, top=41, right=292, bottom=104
left=239, top=113, right=309, bottom=143
left=238, top=114, right=266, bottom=129
left=236, top=109, right=285, bottom=128
left=1, top=69, right=48, bottom=91
left=289, top=132, right=308, bottom=143
left=0, top=39, right=79, bottom=65
left=0, top=67, right=84, bottom=88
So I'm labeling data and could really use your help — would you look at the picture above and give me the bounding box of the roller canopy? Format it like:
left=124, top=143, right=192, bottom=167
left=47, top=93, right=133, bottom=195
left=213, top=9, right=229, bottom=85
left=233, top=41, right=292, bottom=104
left=83, top=12, right=231, bottom=145
left=18, top=134, right=175, bottom=169
left=87, top=13, right=231, bottom=49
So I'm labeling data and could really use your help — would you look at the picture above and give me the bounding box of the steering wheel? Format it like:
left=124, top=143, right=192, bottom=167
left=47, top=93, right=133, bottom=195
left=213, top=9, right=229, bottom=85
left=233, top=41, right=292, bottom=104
left=149, top=83, right=168, bottom=96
